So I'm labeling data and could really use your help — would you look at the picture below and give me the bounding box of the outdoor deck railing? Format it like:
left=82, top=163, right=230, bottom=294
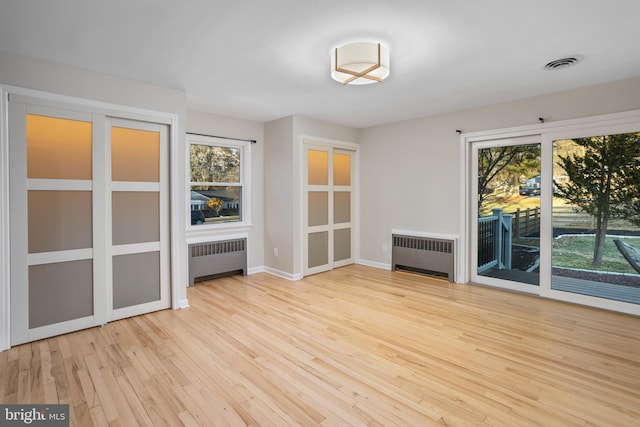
left=478, top=208, right=512, bottom=273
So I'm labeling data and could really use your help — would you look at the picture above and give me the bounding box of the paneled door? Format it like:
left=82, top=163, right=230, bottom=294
left=9, top=98, right=170, bottom=345
left=304, top=143, right=355, bottom=276
left=109, top=119, right=170, bottom=320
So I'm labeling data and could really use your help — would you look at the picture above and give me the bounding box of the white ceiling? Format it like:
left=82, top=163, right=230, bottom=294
left=1, top=0, right=639, bottom=128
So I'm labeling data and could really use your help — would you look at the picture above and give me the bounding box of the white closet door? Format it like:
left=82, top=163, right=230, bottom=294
left=304, top=144, right=355, bottom=276
left=108, top=119, right=170, bottom=320
left=9, top=103, right=101, bottom=345
left=9, top=99, right=170, bottom=345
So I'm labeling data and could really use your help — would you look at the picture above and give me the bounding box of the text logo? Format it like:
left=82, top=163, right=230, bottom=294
left=0, top=405, right=68, bottom=426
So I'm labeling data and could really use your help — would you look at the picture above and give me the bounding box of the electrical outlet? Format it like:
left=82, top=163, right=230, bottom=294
left=382, top=243, right=388, bottom=252
left=273, top=247, right=279, bottom=257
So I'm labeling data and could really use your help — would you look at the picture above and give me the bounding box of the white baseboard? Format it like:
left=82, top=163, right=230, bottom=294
left=175, top=299, right=190, bottom=309
left=357, top=259, right=392, bottom=271
left=247, top=266, right=265, bottom=275
left=263, top=267, right=302, bottom=281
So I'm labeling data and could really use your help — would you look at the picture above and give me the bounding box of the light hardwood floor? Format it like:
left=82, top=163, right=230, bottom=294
left=1, top=265, right=639, bottom=426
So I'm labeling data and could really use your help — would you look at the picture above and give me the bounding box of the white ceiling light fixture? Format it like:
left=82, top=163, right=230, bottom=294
left=331, top=41, right=390, bottom=85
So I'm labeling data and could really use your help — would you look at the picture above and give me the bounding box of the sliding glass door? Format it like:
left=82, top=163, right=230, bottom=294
left=469, top=122, right=640, bottom=314
left=548, top=130, right=640, bottom=306
left=471, top=137, right=542, bottom=293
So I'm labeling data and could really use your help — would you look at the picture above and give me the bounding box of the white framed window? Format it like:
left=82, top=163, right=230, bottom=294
left=187, top=134, right=251, bottom=228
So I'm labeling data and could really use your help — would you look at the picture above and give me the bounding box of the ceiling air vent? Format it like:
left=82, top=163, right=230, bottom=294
left=544, top=56, right=583, bottom=70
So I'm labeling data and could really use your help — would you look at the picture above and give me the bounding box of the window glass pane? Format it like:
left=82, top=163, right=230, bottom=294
left=308, top=191, right=328, bottom=226
left=333, top=153, right=351, bottom=186
left=28, top=190, right=92, bottom=253
left=112, top=192, right=160, bottom=245
left=476, top=143, right=541, bottom=286
left=552, top=132, right=640, bottom=304
left=112, top=127, right=160, bottom=182
left=308, top=150, right=329, bottom=185
left=190, top=186, right=241, bottom=224
left=190, top=144, right=240, bottom=183
left=27, top=114, right=92, bottom=180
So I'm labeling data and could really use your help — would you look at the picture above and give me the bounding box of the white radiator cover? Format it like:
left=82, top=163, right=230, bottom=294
left=391, top=230, right=457, bottom=282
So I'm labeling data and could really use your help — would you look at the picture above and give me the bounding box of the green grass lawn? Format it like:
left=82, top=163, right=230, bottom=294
left=481, top=191, right=640, bottom=274
left=482, top=193, right=575, bottom=216
left=553, top=235, right=640, bottom=274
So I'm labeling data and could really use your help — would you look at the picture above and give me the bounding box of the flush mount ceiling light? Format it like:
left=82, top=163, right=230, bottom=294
left=331, top=42, right=390, bottom=85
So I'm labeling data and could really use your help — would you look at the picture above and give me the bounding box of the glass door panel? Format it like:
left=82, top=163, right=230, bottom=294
left=473, top=140, right=541, bottom=289
left=112, top=191, right=160, bottom=244
left=333, top=153, right=351, bottom=186
left=29, top=260, right=93, bottom=328
left=308, top=149, right=329, bottom=185
left=112, top=126, right=160, bottom=182
left=334, top=228, right=351, bottom=262
left=334, top=192, right=351, bottom=223
left=308, top=191, right=329, bottom=227
left=308, top=232, right=329, bottom=268
left=113, top=252, right=161, bottom=309
left=26, top=114, right=92, bottom=179
left=551, top=133, right=640, bottom=304
left=28, top=190, right=92, bottom=252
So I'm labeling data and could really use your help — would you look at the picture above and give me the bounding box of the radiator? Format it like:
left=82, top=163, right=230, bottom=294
left=392, top=233, right=456, bottom=282
left=188, top=238, right=247, bottom=286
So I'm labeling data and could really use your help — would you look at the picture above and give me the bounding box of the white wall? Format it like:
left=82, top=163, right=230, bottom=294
left=264, top=116, right=295, bottom=276
left=0, top=51, right=187, bottom=115
left=357, top=76, right=640, bottom=268
left=264, top=115, right=357, bottom=278
left=186, top=111, right=265, bottom=271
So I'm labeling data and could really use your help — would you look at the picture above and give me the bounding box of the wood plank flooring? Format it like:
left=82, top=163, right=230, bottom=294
left=1, top=264, right=639, bottom=426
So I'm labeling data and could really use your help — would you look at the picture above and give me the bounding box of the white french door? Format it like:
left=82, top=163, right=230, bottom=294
left=303, top=143, right=355, bottom=276
left=9, top=97, right=170, bottom=345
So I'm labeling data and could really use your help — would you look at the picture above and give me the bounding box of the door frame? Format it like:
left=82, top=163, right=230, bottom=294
left=0, top=85, right=180, bottom=350
left=460, top=109, right=640, bottom=316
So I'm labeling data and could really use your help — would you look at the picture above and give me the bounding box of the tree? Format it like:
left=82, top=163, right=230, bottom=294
left=190, top=144, right=240, bottom=183
left=554, top=133, right=640, bottom=268
left=206, top=197, right=224, bottom=215
left=477, top=144, right=540, bottom=212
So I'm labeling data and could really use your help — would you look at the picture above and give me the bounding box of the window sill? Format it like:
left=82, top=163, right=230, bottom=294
left=186, top=222, right=253, bottom=241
